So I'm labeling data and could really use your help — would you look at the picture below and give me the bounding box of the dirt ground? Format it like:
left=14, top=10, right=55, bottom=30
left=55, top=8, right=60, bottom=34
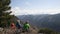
left=0, top=27, right=38, bottom=34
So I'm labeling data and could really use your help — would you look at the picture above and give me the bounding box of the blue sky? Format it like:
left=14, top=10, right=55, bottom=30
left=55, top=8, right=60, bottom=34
left=11, top=0, right=60, bottom=15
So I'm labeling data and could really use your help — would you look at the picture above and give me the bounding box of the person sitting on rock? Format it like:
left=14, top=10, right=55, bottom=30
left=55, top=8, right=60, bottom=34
left=23, top=21, right=30, bottom=32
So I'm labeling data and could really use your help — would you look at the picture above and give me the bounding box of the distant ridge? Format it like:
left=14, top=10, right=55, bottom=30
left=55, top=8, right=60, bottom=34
left=17, top=14, right=60, bottom=32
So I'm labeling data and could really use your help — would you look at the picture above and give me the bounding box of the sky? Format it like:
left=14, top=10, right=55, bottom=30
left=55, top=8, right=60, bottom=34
left=11, top=0, right=60, bottom=15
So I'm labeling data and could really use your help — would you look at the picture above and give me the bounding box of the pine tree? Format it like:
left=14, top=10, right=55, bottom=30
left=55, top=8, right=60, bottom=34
left=0, top=0, right=12, bottom=27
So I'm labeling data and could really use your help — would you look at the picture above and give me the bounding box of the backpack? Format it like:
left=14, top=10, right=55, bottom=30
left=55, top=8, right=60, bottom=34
left=16, top=22, right=21, bottom=29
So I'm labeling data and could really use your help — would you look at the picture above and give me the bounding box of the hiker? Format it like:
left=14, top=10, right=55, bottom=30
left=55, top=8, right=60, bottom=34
left=10, top=22, right=17, bottom=34
left=23, top=21, right=30, bottom=32
left=15, top=20, right=22, bottom=34
left=16, top=22, right=21, bottom=29
left=11, top=22, right=16, bottom=29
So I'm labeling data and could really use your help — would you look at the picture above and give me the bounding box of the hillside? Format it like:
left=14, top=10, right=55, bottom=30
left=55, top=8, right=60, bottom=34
left=17, top=14, right=60, bottom=32
left=0, top=15, right=38, bottom=34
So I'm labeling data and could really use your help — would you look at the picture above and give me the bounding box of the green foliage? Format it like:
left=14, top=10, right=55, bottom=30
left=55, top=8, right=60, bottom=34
left=0, top=0, right=12, bottom=28
left=38, top=28, right=58, bottom=34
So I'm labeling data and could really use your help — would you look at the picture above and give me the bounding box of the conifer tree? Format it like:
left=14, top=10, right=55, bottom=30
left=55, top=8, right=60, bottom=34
left=0, top=0, right=12, bottom=27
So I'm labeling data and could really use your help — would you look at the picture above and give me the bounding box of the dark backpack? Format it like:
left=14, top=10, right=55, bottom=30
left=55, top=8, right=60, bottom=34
left=16, top=22, right=21, bottom=29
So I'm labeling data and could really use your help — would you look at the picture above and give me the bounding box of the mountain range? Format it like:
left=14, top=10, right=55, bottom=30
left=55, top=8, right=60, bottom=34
left=17, top=14, right=60, bottom=32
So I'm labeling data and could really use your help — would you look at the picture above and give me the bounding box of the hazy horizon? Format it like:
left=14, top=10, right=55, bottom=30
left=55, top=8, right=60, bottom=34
left=11, top=0, right=60, bottom=15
